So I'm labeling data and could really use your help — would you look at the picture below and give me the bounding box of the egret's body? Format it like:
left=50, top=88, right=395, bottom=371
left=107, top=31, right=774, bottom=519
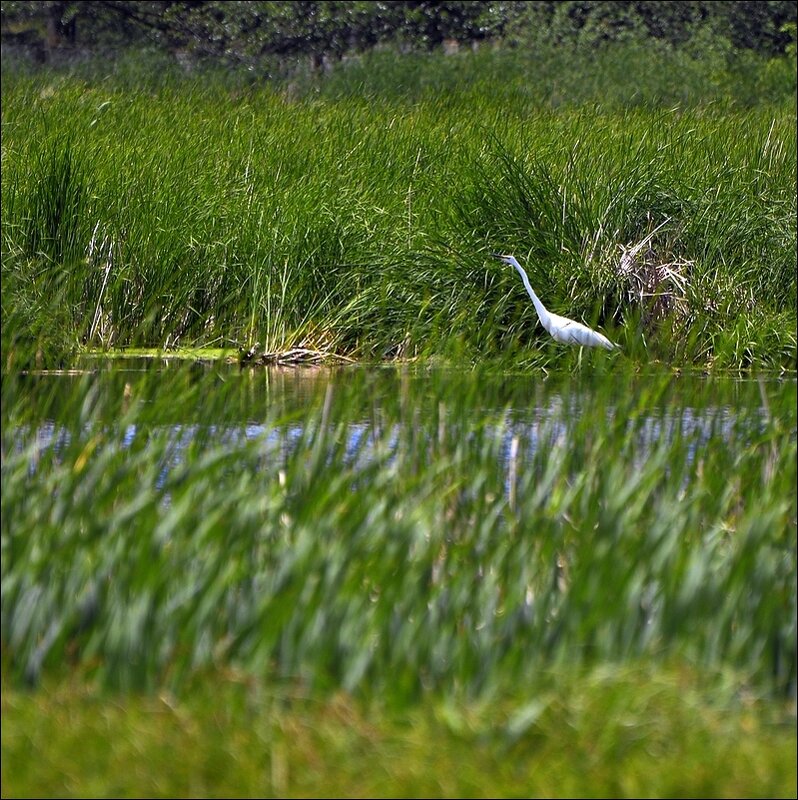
left=493, top=254, right=617, bottom=350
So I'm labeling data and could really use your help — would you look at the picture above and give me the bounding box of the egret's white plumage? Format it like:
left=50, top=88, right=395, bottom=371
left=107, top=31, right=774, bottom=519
left=492, top=253, right=617, bottom=350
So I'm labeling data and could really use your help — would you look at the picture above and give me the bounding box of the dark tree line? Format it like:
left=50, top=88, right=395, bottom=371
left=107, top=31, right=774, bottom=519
left=2, top=1, right=796, bottom=66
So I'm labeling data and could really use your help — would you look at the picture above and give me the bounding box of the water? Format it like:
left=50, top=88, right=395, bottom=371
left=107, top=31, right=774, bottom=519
left=5, top=361, right=791, bottom=489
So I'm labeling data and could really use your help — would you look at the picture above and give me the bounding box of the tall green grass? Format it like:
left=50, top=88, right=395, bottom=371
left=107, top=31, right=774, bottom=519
left=3, top=366, right=795, bottom=698
left=2, top=46, right=796, bottom=369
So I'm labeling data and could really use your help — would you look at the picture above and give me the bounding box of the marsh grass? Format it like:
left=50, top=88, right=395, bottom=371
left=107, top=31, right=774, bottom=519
left=2, top=45, right=796, bottom=370
left=2, top=366, right=795, bottom=699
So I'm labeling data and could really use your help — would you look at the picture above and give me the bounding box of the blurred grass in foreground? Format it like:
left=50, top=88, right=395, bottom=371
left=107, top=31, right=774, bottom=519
left=2, top=665, right=795, bottom=799
left=3, top=366, right=795, bottom=698
left=2, top=358, right=796, bottom=797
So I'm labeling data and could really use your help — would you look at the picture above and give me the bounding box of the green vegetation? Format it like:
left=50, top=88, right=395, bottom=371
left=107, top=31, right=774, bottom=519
left=2, top=43, right=797, bottom=370
left=3, top=666, right=796, bottom=798
left=3, top=1, right=796, bottom=66
left=2, top=24, right=797, bottom=797
left=2, top=365, right=796, bottom=796
left=3, top=367, right=796, bottom=694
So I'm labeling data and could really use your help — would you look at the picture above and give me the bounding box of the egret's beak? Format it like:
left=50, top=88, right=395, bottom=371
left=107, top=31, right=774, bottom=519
left=490, top=252, right=506, bottom=260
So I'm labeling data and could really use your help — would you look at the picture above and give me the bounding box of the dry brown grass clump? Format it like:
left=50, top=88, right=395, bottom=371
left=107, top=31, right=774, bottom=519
left=616, top=218, right=694, bottom=330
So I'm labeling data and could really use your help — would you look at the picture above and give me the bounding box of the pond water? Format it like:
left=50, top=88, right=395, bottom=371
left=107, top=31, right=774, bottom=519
left=6, top=361, right=794, bottom=483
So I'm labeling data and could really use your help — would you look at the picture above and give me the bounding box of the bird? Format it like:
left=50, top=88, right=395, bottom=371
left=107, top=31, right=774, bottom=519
left=492, top=253, right=618, bottom=350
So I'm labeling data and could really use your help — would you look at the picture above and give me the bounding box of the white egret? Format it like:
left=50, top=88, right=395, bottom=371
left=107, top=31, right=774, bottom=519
left=492, top=253, right=618, bottom=350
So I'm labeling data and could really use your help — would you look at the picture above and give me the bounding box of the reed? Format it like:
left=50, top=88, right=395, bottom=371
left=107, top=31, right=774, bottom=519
left=2, top=46, right=795, bottom=370
left=3, top=366, right=795, bottom=698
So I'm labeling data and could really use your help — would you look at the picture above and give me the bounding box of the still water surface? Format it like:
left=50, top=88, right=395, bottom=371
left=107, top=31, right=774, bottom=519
left=8, top=361, right=794, bottom=482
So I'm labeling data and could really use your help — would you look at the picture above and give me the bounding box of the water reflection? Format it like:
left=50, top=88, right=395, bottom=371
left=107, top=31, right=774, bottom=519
left=11, top=360, right=792, bottom=423
left=15, top=388, right=771, bottom=489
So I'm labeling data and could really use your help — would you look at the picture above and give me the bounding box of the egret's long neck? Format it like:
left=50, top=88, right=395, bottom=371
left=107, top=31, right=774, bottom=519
left=507, top=257, right=551, bottom=328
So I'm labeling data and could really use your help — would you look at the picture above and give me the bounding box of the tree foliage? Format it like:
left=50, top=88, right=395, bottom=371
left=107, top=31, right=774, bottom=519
left=1, top=0, right=796, bottom=66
